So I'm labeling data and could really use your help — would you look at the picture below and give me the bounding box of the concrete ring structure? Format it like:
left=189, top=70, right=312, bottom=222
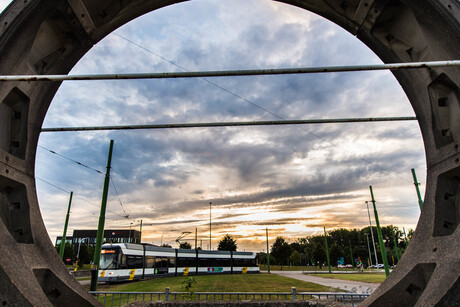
left=0, top=0, right=459, bottom=306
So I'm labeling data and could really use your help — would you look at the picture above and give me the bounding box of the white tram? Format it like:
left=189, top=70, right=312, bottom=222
left=98, top=243, right=259, bottom=282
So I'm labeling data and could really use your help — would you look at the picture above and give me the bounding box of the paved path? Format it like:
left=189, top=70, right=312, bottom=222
left=271, top=271, right=380, bottom=294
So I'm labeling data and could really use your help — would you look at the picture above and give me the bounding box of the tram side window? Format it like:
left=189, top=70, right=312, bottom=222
left=178, top=257, right=195, bottom=267
left=218, top=258, right=230, bottom=267
left=199, top=258, right=214, bottom=267
left=126, top=256, right=143, bottom=268
left=233, top=258, right=255, bottom=267
left=198, top=258, right=208, bottom=267
left=120, top=256, right=127, bottom=269
left=155, top=257, right=169, bottom=268
left=146, top=256, right=154, bottom=268
left=169, top=257, right=175, bottom=266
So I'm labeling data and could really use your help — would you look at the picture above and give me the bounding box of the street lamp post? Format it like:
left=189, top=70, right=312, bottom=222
left=129, top=222, right=133, bottom=243
left=209, top=202, right=212, bottom=250
left=366, top=201, right=379, bottom=272
left=365, top=233, right=373, bottom=268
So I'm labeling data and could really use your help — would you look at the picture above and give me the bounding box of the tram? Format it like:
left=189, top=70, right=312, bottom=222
left=98, top=243, right=259, bottom=282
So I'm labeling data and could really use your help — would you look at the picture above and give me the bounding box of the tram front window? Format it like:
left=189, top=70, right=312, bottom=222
left=100, top=250, right=119, bottom=269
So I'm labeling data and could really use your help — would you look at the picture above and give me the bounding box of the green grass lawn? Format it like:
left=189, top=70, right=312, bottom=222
left=76, top=276, right=92, bottom=281
left=90, top=274, right=329, bottom=306
left=94, top=273, right=329, bottom=293
left=67, top=264, right=92, bottom=270
left=307, top=273, right=386, bottom=284
left=258, top=265, right=358, bottom=271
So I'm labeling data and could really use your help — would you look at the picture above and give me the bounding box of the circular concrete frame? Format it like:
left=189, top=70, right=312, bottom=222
left=0, top=0, right=459, bottom=306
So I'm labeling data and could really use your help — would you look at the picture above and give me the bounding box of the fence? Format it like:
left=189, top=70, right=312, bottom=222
left=89, top=288, right=370, bottom=307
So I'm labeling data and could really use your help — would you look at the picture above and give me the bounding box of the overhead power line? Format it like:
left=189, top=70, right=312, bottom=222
left=39, top=145, right=130, bottom=218
left=41, top=116, right=417, bottom=132
left=35, top=177, right=128, bottom=219
left=109, top=33, right=415, bottom=183
left=1, top=60, right=459, bottom=81
left=38, top=145, right=104, bottom=174
left=110, top=177, right=130, bottom=219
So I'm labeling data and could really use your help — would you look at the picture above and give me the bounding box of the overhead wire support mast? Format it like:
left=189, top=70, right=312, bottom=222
left=2, top=60, right=460, bottom=82
left=40, top=117, right=417, bottom=132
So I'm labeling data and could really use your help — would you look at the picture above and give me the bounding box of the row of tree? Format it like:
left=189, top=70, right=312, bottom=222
left=262, top=226, right=413, bottom=268
left=176, top=234, right=238, bottom=251
left=55, top=243, right=94, bottom=267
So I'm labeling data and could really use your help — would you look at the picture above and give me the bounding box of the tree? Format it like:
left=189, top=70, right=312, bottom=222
left=179, top=242, right=192, bottom=249
left=329, top=243, right=342, bottom=266
left=289, top=250, right=301, bottom=266
left=76, top=244, right=93, bottom=265
left=54, top=242, right=74, bottom=263
left=312, top=242, right=326, bottom=268
left=217, top=234, right=237, bottom=251
left=161, top=243, right=172, bottom=248
left=271, top=237, right=290, bottom=268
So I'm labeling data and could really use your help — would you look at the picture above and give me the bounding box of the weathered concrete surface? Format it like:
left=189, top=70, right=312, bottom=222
left=0, top=0, right=459, bottom=306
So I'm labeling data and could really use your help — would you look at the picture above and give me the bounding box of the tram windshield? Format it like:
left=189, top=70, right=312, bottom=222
left=100, top=249, right=119, bottom=269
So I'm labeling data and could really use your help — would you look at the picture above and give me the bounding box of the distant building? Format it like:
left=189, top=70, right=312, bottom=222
left=55, top=229, right=140, bottom=248
left=55, top=236, right=73, bottom=247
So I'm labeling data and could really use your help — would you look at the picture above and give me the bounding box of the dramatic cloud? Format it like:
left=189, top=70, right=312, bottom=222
left=19, top=0, right=426, bottom=252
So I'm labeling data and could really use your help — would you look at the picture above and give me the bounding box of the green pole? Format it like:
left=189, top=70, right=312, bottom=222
left=139, top=219, right=142, bottom=243
left=266, top=228, right=270, bottom=273
left=369, top=186, right=390, bottom=277
left=411, top=168, right=423, bottom=210
left=90, top=140, right=114, bottom=291
left=348, top=239, right=354, bottom=269
left=59, top=191, right=73, bottom=260
left=392, top=228, right=401, bottom=262
left=195, top=228, right=198, bottom=250
left=324, top=227, right=331, bottom=273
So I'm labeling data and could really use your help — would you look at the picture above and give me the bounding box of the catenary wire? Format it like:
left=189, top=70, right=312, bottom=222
left=38, top=145, right=130, bottom=218
left=34, top=177, right=129, bottom=219
left=110, top=177, right=130, bottom=218
left=38, top=145, right=104, bottom=174
left=108, top=33, right=417, bottom=182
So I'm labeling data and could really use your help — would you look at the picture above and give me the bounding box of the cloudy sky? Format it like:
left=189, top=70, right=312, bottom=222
left=1, top=0, right=425, bottom=252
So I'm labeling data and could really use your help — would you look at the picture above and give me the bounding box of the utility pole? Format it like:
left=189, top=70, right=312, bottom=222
left=139, top=220, right=142, bottom=243
left=366, top=201, right=379, bottom=272
left=324, top=227, right=331, bottom=273
left=195, top=228, right=197, bottom=250
left=365, top=233, right=373, bottom=268
left=90, top=140, right=114, bottom=291
left=209, top=202, right=212, bottom=250
left=348, top=239, right=354, bottom=268
left=74, top=241, right=81, bottom=272
left=266, top=228, right=270, bottom=273
left=411, top=168, right=423, bottom=210
left=403, top=227, right=409, bottom=245
left=59, top=191, right=73, bottom=260
left=369, top=186, right=390, bottom=277
left=392, top=228, right=401, bottom=262
left=128, top=222, right=133, bottom=243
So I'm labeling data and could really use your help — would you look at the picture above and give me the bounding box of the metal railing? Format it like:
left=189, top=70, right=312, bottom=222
left=89, top=288, right=370, bottom=306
